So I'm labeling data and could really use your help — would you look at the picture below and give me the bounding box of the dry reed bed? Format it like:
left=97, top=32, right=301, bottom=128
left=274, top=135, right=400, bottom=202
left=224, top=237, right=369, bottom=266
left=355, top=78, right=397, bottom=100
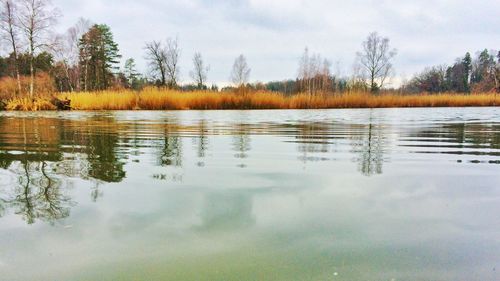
left=4, top=89, right=498, bottom=111
left=5, top=97, right=57, bottom=111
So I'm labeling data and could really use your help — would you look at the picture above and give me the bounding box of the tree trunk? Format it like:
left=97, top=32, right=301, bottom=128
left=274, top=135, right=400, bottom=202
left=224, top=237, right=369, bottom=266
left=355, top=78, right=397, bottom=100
left=10, top=36, right=21, bottom=95
left=6, top=1, right=22, bottom=95
left=15, top=69, right=21, bottom=96
left=29, top=55, right=34, bottom=98
left=63, top=62, right=73, bottom=92
left=494, top=69, right=499, bottom=93
left=29, top=30, right=35, bottom=98
left=84, top=63, right=88, bottom=91
left=370, top=71, right=376, bottom=92
left=11, top=46, right=22, bottom=95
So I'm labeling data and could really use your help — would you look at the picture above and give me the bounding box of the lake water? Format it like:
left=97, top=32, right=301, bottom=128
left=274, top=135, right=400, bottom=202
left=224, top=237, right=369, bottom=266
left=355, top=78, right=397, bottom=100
left=0, top=108, right=499, bottom=281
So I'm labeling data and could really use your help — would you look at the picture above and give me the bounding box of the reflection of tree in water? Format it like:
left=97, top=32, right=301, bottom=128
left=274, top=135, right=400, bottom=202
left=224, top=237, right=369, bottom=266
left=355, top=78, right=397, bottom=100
left=295, top=122, right=332, bottom=164
left=0, top=154, right=13, bottom=170
left=6, top=160, right=73, bottom=225
left=86, top=132, right=126, bottom=183
left=0, top=116, right=130, bottom=223
left=0, top=117, right=73, bottom=224
left=154, top=119, right=183, bottom=167
left=90, top=182, right=104, bottom=202
left=0, top=190, right=5, bottom=218
left=192, top=119, right=209, bottom=167
left=197, top=191, right=255, bottom=232
left=401, top=122, right=500, bottom=162
left=232, top=123, right=251, bottom=168
left=0, top=116, right=127, bottom=184
left=351, top=113, right=386, bottom=176
left=159, top=135, right=183, bottom=167
left=288, top=117, right=386, bottom=176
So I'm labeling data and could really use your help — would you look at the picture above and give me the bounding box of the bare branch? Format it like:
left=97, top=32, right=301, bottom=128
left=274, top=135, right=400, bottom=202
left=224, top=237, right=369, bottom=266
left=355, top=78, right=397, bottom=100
left=144, top=40, right=167, bottom=86
left=189, top=52, right=209, bottom=89
left=230, top=54, right=251, bottom=87
left=356, top=32, right=397, bottom=91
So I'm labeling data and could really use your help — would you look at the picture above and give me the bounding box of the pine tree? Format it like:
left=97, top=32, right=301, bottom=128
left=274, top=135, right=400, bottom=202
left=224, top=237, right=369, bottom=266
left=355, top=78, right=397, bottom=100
left=462, top=52, right=472, bottom=92
left=78, top=24, right=121, bottom=90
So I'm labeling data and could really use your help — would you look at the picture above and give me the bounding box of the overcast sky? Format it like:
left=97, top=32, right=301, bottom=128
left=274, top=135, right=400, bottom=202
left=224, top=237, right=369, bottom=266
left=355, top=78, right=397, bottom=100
left=52, top=0, right=500, bottom=86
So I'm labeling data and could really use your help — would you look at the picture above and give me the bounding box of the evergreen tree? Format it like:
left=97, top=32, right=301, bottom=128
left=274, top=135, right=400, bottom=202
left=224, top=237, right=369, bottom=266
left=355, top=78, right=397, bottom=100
left=78, top=24, right=121, bottom=91
left=16, top=52, right=54, bottom=75
left=462, top=52, right=472, bottom=92
left=470, top=49, right=496, bottom=92
left=0, top=56, right=6, bottom=77
left=444, top=53, right=472, bottom=93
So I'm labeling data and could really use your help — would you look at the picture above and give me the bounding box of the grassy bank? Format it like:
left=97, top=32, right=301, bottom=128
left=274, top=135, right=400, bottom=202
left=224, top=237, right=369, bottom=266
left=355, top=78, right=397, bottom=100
left=2, top=88, right=499, bottom=111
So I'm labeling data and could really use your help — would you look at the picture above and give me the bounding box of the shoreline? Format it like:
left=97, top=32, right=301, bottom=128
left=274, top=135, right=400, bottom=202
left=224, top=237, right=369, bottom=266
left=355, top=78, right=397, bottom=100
left=1, top=89, right=498, bottom=111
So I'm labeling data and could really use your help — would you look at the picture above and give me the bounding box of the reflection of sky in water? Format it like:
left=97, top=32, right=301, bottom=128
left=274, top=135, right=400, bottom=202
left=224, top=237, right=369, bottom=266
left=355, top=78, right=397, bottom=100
left=0, top=108, right=499, bottom=281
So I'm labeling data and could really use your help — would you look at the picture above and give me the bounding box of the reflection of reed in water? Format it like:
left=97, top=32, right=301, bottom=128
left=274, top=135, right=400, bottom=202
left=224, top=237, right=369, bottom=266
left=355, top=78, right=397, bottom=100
left=0, top=112, right=498, bottom=225
left=0, top=118, right=73, bottom=224
left=0, top=116, right=129, bottom=223
left=0, top=116, right=127, bottom=183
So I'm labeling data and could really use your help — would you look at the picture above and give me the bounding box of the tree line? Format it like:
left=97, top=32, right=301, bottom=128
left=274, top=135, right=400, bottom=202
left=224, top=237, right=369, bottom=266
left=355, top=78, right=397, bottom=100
left=1, top=0, right=499, bottom=98
left=404, top=50, right=499, bottom=93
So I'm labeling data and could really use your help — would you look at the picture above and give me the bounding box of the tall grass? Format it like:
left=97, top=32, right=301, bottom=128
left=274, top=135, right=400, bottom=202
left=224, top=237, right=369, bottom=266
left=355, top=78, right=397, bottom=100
left=137, top=88, right=289, bottom=110
left=5, top=97, right=57, bottom=111
left=61, top=91, right=138, bottom=110
left=3, top=87, right=498, bottom=111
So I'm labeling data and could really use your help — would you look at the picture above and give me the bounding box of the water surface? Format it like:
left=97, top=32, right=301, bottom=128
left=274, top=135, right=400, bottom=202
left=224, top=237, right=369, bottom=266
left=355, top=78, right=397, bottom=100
left=0, top=108, right=499, bottom=281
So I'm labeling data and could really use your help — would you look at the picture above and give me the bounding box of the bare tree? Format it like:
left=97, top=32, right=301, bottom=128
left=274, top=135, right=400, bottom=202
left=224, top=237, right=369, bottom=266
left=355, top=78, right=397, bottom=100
left=356, top=32, right=397, bottom=92
left=0, top=0, right=21, bottom=95
left=298, top=47, right=310, bottom=89
left=320, top=58, right=332, bottom=92
left=189, top=52, right=209, bottom=89
left=349, top=59, right=368, bottom=91
left=297, top=47, right=332, bottom=94
left=230, top=54, right=251, bottom=87
left=17, top=0, right=58, bottom=98
left=144, top=40, right=167, bottom=86
left=53, top=18, right=91, bottom=91
left=165, top=37, right=181, bottom=88
left=64, top=18, right=90, bottom=91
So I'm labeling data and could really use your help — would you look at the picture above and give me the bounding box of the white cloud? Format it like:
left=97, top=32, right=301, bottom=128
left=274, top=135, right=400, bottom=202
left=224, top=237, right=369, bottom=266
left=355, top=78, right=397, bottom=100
left=52, top=0, right=500, bottom=85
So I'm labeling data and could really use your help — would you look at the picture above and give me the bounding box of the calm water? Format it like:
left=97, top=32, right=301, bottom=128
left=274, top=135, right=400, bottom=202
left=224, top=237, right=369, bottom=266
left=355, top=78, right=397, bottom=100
left=0, top=108, right=499, bottom=281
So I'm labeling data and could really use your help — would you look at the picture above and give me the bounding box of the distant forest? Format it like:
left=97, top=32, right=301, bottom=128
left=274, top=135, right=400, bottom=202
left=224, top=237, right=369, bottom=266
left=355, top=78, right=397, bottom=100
left=1, top=0, right=499, bottom=98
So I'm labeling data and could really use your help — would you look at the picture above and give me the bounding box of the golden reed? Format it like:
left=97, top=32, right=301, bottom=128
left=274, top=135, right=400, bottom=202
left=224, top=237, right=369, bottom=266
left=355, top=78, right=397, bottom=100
left=4, top=87, right=498, bottom=111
